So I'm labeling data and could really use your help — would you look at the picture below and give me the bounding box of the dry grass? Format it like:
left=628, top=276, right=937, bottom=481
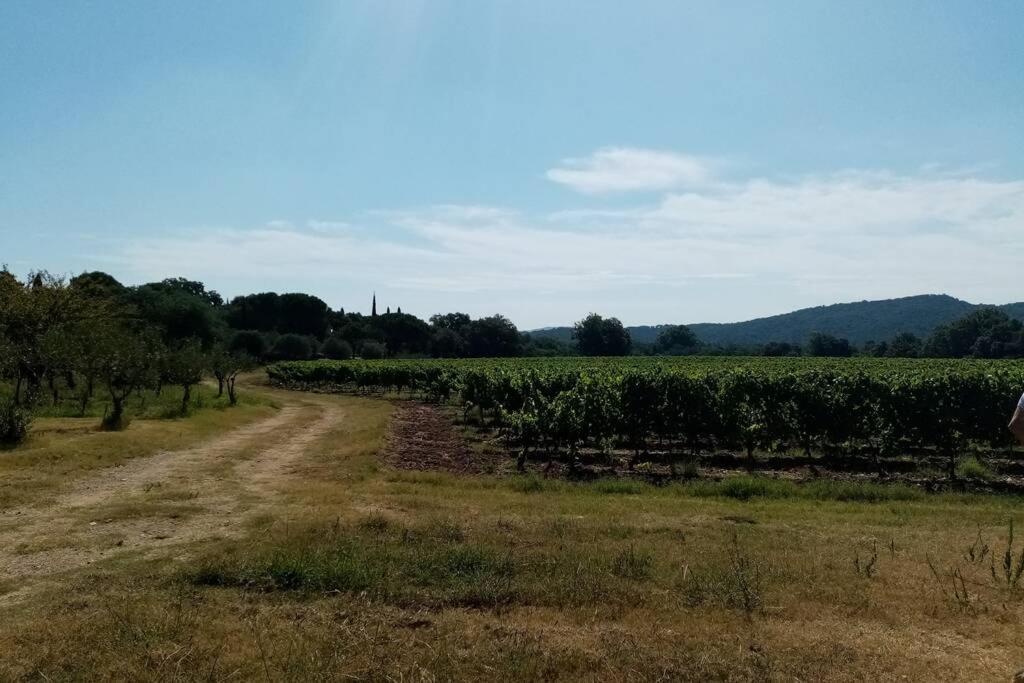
left=1, top=386, right=1023, bottom=681
left=0, top=401, right=276, bottom=510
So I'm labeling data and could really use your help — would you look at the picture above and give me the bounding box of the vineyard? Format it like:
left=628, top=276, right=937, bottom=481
left=268, top=357, right=1024, bottom=480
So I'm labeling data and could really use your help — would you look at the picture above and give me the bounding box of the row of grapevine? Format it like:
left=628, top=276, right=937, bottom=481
left=268, top=357, right=1024, bottom=474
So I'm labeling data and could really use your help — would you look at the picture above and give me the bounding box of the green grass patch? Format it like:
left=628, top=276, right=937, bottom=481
left=955, top=456, right=994, bottom=482
left=186, top=518, right=646, bottom=609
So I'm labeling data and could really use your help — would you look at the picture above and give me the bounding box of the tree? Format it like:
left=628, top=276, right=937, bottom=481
left=223, top=353, right=257, bottom=406
left=885, top=332, right=922, bottom=358
left=271, top=333, right=313, bottom=361
left=360, top=340, right=387, bottom=359
left=131, top=282, right=222, bottom=348
left=69, top=271, right=126, bottom=300
left=430, top=312, right=472, bottom=333
left=278, top=293, right=330, bottom=338
left=925, top=308, right=1024, bottom=358
left=806, top=332, right=852, bottom=357
left=225, top=292, right=330, bottom=338
left=97, top=328, right=159, bottom=430
left=465, top=315, right=522, bottom=357
left=226, top=292, right=281, bottom=332
left=573, top=313, right=632, bottom=356
left=149, top=277, right=223, bottom=306
left=431, top=328, right=466, bottom=358
left=654, top=325, right=698, bottom=355
left=376, top=312, right=432, bottom=356
left=321, top=336, right=354, bottom=360
left=228, top=330, right=267, bottom=359
left=162, top=340, right=207, bottom=414
left=763, top=341, right=800, bottom=357
left=0, top=270, right=110, bottom=405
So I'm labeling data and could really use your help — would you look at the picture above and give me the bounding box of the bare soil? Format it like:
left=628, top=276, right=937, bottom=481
left=382, top=402, right=501, bottom=475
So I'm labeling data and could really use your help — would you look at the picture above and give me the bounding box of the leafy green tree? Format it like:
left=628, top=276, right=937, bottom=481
left=653, top=324, right=698, bottom=355
left=430, top=312, right=472, bottom=333
left=806, top=332, right=852, bottom=357
left=228, top=330, right=268, bottom=359
left=925, top=308, right=1023, bottom=358
left=466, top=315, right=522, bottom=357
left=69, top=271, right=127, bottom=300
left=162, top=340, right=207, bottom=413
left=97, top=328, right=160, bottom=430
left=131, top=282, right=222, bottom=348
left=321, top=336, right=354, bottom=360
left=431, top=328, right=466, bottom=358
left=376, top=312, right=432, bottom=356
left=885, top=332, right=922, bottom=358
left=271, top=333, right=313, bottom=360
left=360, top=340, right=387, bottom=359
left=278, top=293, right=330, bottom=338
left=573, top=313, right=632, bottom=356
left=226, top=292, right=330, bottom=338
left=762, top=341, right=800, bottom=357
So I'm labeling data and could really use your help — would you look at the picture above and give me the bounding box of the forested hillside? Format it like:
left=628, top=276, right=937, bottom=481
left=533, top=295, right=1024, bottom=347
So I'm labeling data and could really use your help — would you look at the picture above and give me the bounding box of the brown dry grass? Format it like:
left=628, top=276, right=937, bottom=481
left=1, top=382, right=1023, bottom=681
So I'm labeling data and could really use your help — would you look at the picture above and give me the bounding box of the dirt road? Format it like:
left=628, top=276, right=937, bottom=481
left=0, top=389, right=344, bottom=605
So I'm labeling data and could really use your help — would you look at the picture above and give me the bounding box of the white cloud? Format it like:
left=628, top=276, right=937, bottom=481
left=100, top=151, right=1024, bottom=327
left=546, top=147, right=717, bottom=194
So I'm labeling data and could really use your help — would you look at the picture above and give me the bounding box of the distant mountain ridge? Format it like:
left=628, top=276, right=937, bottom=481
left=530, top=295, right=1024, bottom=347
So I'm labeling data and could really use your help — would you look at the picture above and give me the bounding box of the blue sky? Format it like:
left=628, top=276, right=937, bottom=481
left=2, top=1, right=1022, bottom=328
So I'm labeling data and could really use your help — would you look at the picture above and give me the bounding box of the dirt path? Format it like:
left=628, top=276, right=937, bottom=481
left=0, top=390, right=345, bottom=605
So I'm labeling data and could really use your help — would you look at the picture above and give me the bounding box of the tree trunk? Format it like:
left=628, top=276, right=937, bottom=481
left=180, top=384, right=191, bottom=414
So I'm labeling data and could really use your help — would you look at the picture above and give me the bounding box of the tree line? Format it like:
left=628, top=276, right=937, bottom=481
left=0, top=270, right=256, bottom=442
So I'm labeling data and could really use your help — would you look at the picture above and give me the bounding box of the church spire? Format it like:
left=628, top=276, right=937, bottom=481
left=371, top=292, right=377, bottom=317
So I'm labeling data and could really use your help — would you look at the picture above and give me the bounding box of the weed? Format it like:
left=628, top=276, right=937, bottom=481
left=357, top=514, right=392, bottom=535
left=956, top=456, right=994, bottom=482
left=965, top=528, right=989, bottom=564
left=611, top=545, right=653, bottom=581
left=990, top=519, right=1024, bottom=590
left=853, top=540, right=879, bottom=578
left=926, top=555, right=974, bottom=613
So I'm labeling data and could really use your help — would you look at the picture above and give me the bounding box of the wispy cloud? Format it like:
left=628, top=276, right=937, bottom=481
left=99, top=149, right=1024, bottom=327
left=546, top=147, right=718, bottom=194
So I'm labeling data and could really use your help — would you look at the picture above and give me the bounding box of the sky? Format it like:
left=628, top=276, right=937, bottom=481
left=1, top=1, right=1022, bottom=329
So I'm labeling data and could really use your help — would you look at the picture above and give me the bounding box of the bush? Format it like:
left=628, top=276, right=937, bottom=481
left=955, top=456, right=994, bottom=481
left=320, top=336, right=353, bottom=360
left=360, top=340, right=387, bottom=359
left=271, top=333, right=313, bottom=361
left=229, top=330, right=268, bottom=359
left=0, top=399, right=31, bottom=446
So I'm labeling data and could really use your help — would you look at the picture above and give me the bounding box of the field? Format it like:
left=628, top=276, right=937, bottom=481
left=268, top=356, right=1024, bottom=487
left=1, top=364, right=1024, bottom=680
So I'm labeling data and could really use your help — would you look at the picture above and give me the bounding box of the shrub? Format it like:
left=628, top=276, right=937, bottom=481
left=271, top=333, right=313, bottom=361
left=360, top=340, right=387, bottom=359
left=0, top=399, right=31, bottom=446
left=320, top=336, right=353, bottom=360
left=955, top=456, right=994, bottom=481
left=229, top=330, right=267, bottom=359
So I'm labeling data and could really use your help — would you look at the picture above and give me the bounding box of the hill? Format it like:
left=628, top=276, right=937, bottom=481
left=530, top=295, right=1024, bottom=348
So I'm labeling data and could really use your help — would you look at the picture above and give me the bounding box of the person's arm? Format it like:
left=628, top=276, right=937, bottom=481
left=1009, top=406, right=1024, bottom=445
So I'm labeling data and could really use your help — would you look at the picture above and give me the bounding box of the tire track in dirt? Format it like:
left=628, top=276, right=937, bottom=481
left=0, top=392, right=346, bottom=605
